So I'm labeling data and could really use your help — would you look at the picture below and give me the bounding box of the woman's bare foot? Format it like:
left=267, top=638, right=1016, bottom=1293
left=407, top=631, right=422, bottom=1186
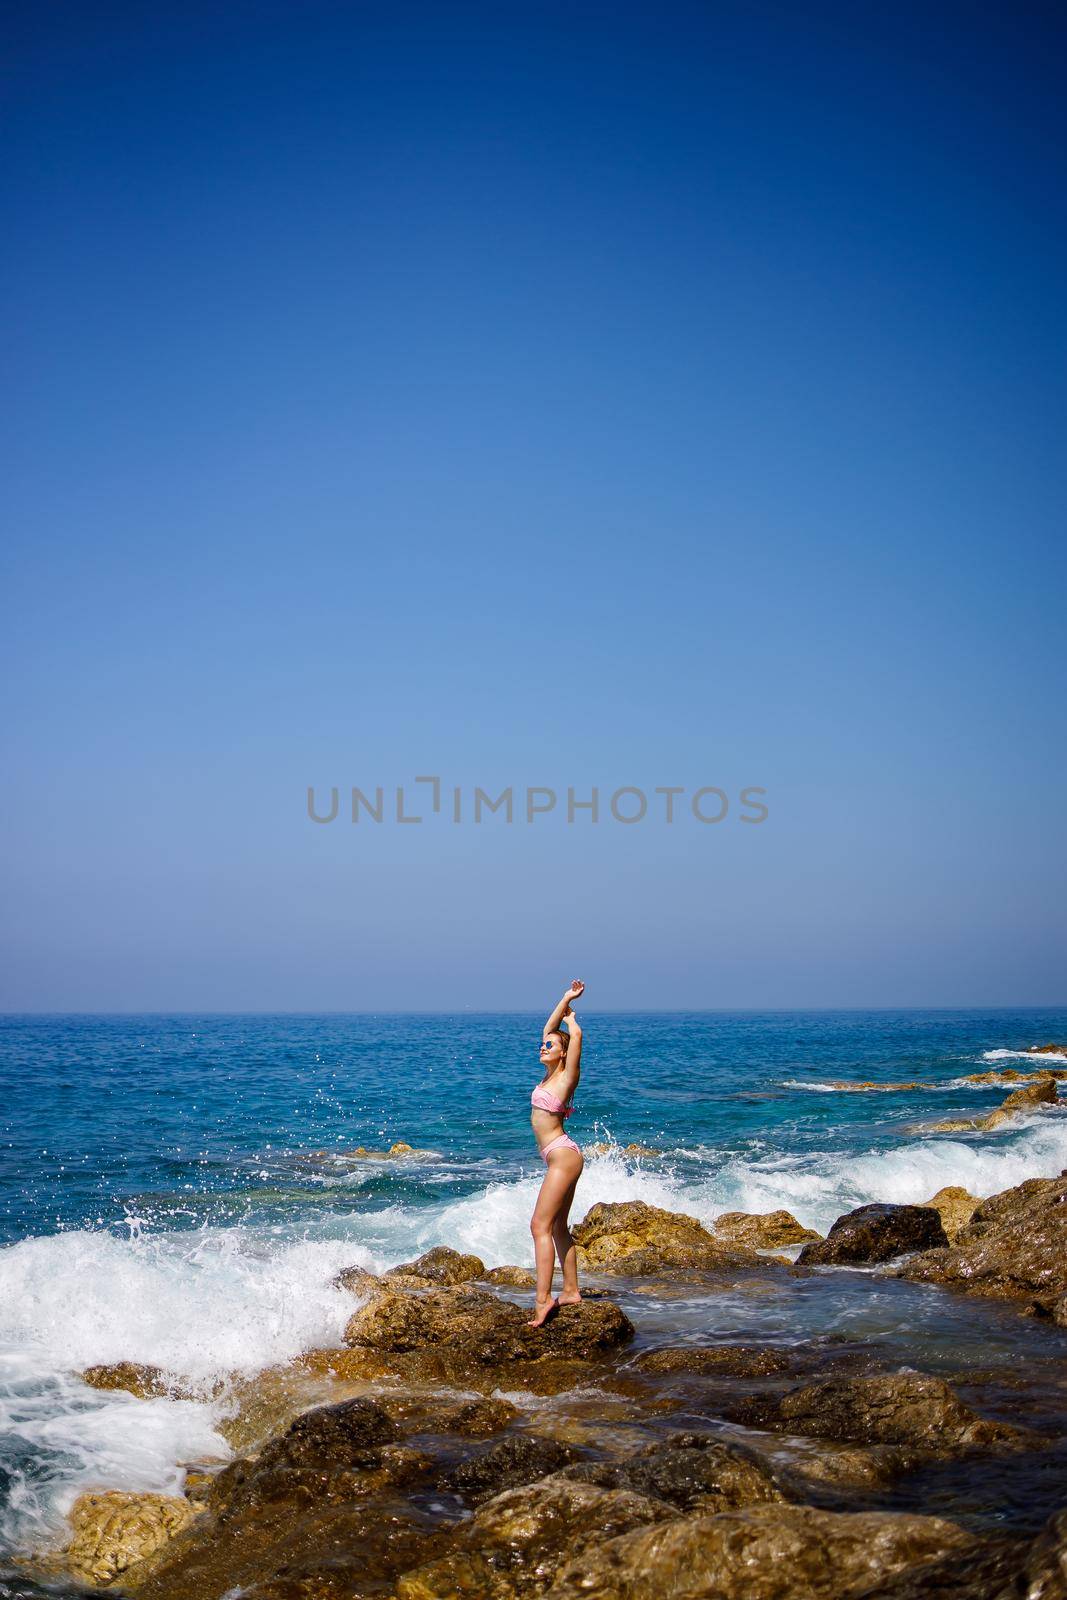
left=526, top=1296, right=559, bottom=1328
left=557, top=1291, right=581, bottom=1305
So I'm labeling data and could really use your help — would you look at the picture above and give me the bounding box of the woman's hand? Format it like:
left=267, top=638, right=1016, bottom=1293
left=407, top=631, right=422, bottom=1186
left=563, top=980, right=585, bottom=1006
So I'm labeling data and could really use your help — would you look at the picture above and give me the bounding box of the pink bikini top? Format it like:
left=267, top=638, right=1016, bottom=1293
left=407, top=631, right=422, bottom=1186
left=531, top=1083, right=575, bottom=1118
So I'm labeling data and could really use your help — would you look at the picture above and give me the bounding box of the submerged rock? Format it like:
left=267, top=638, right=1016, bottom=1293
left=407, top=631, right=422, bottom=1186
left=63, top=1491, right=204, bottom=1588
left=548, top=1503, right=976, bottom=1600
left=386, top=1246, right=486, bottom=1287
left=901, top=1173, right=1067, bottom=1313
left=713, top=1210, right=822, bottom=1248
left=380, top=1392, right=519, bottom=1437
left=919, top=1186, right=980, bottom=1244
left=572, top=1200, right=760, bottom=1274
left=963, top=1066, right=1067, bottom=1085
left=797, top=1203, right=947, bottom=1265
left=724, top=1373, right=1022, bottom=1451
left=587, top=1141, right=662, bottom=1158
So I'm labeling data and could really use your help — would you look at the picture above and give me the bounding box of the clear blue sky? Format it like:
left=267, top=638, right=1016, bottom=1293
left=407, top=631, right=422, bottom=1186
left=2, top=1, right=1064, bottom=1011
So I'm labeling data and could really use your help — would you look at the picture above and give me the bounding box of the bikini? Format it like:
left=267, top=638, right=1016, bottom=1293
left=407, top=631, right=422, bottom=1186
left=531, top=1083, right=581, bottom=1163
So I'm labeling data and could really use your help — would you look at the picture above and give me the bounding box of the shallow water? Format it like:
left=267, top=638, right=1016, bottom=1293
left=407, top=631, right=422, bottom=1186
left=2, top=1008, right=1066, bottom=1564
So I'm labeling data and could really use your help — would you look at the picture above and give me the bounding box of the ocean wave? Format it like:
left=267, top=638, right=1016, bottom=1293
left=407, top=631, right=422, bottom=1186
left=982, top=1048, right=1067, bottom=1063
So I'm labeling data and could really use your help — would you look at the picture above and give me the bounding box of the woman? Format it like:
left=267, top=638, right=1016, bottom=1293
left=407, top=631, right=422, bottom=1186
left=528, top=979, right=586, bottom=1327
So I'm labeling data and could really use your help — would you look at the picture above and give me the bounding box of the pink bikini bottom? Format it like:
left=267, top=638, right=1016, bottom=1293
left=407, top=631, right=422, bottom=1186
left=540, top=1133, right=581, bottom=1163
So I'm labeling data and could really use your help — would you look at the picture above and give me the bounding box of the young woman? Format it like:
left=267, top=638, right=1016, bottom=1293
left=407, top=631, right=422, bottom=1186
left=528, top=979, right=586, bottom=1327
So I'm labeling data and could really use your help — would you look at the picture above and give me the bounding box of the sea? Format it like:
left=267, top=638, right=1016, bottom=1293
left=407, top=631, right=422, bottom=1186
left=2, top=1008, right=1067, bottom=1587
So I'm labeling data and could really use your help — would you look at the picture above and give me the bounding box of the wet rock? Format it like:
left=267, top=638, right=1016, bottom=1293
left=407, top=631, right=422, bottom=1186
left=825, top=1080, right=923, bottom=1092
left=440, top=1435, right=575, bottom=1503
left=920, top=1186, right=980, bottom=1244
left=332, top=1263, right=380, bottom=1295
left=783, top=1443, right=917, bottom=1493
left=64, top=1491, right=204, bottom=1588
left=1028, top=1042, right=1067, bottom=1057
left=713, top=1211, right=822, bottom=1249
left=842, top=1534, right=1029, bottom=1599
left=572, top=1200, right=759, bottom=1274
left=483, top=1264, right=537, bottom=1287
left=215, top=1364, right=343, bottom=1454
left=386, top=1246, right=486, bottom=1287
left=397, top=1476, right=674, bottom=1600
left=983, top=1076, right=1059, bottom=1129
left=797, top=1203, right=947, bottom=1265
left=587, top=1142, right=662, bottom=1158
left=633, top=1344, right=798, bottom=1378
left=548, top=1503, right=976, bottom=1600
left=80, top=1362, right=182, bottom=1401
left=344, top=1284, right=634, bottom=1368
left=964, top=1067, right=1067, bottom=1085
left=724, top=1374, right=1022, bottom=1451
left=561, top=1433, right=785, bottom=1512
left=1021, top=1505, right=1067, bottom=1600
left=915, top=1076, right=1059, bottom=1135
left=901, top=1173, right=1067, bottom=1313
left=380, top=1392, right=519, bottom=1437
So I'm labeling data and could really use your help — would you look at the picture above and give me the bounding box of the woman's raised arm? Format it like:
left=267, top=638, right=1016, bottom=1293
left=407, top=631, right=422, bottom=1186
left=544, top=980, right=585, bottom=1041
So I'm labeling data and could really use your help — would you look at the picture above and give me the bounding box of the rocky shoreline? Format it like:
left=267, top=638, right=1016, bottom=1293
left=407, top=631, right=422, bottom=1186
left=16, top=1119, right=1067, bottom=1598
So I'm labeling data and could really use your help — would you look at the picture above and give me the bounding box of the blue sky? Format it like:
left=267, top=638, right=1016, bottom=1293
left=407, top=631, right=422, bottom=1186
left=2, top=1, right=1064, bottom=1010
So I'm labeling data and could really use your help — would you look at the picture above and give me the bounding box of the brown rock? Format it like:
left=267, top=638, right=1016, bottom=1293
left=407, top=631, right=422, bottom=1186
left=483, top=1264, right=537, bottom=1287
left=380, top=1393, right=519, bottom=1437
left=344, top=1283, right=634, bottom=1368
left=548, top=1504, right=976, bottom=1600
left=440, top=1435, right=576, bottom=1503
left=64, top=1491, right=203, bottom=1588
left=820, top=1080, right=922, bottom=1092
left=385, top=1245, right=486, bottom=1287
left=587, top=1142, right=662, bottom=1157
left=797, top=1204, right=947, bottom=1266
left=901, top=1173, right=1067, bottom=1312
left=80, top=1363, right=181, bottom=1401
left=396, top=1476, right=676, bottom=1600
left=714, top=1211, right=822, bottom=1249
left=1028, top=1042, right=1067, bottom=1057
left=963, top=1067, right=1067, bottom=1085
left=1021, top=1506, right=1067, bottom=1600
left=919, top=1186, right=980, bottom=1244
left=633, top=1344, right=797, bottom=1378
left=724, top=1373, right=1022, bottom=1451
left=332, top=1263, right=380, bottom=1295
left=914, top=1075, right=1059, bottom=1135
left=572, top=1200, right=758, bottom=1274
left=560, top=1433, right=785, bottom=1513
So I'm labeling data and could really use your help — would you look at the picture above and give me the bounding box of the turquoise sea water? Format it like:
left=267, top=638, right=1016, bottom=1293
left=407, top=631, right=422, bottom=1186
left=2, top=1008, right=1067, bottom=1582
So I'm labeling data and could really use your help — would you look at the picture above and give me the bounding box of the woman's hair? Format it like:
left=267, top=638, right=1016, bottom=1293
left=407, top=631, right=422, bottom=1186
left=540, top=1027, right=570, bottom=1081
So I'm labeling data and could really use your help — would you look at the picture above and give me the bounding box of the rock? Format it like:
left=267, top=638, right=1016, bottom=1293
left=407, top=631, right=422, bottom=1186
left=572, top=1200, right=759, bottom=1274
left=797, top=1203, right=947, bottom=1266
left=344, top=1283, right=634, bottom=1368
left=963, top=1067, right=1067, bottom=1085
left=713, top=1211, right=822, bottom=1248
left=561, top=1433, right=785, bottom=1513
left=819, top=1081, right=922, bottom=1092
left=587, top=1142, right=662, bottom=1157
left=548, top=1504, right=976, bottom=1600
left=783, top=1443, right=916, bottom=1492
left=633, top=1344, right=798, bottom=1379
left=80, top=1362, right=182, bottom=1401
left=919, top=1186, right=980, bottom=1244
left=397, top=1476, right=675, bottom=1600
left=483, top=1264, right=537, bottom=1287
left=983, top=1076, right=1058, bottom=1128
left=901, top=1173, right=1067, bottom=1313
left=724, top=1374, right=1021, bottom=1451
left=1028, top=1042, right=1067, bottom=1057
left=385, top=1246, right=486, bottom=1287
left=64, top=1491, right=203, bottom=1588
left=380, top=1393, right=519, bottom=1437
left=440, top=1435, right=575, bottom=1503
left=1021, top=1506, right=1067, bottom=1600
left=825, top=1534, right=1030, bottom=1600
left=914, top=1076, right=1059, bottom=1134
left=332, top=1263, right=380, bottom=1295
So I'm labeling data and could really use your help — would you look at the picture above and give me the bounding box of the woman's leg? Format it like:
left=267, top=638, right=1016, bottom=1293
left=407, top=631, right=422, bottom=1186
left=528, top=1147, right=582, bottom=1327
left=552, top=1166, right=583, bottom=1304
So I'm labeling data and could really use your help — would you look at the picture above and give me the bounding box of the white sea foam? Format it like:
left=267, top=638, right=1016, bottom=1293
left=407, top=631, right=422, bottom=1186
left=982, top=1048, right=1067, bottom=1063
left=0, top=1225, right=374, bottom=1552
